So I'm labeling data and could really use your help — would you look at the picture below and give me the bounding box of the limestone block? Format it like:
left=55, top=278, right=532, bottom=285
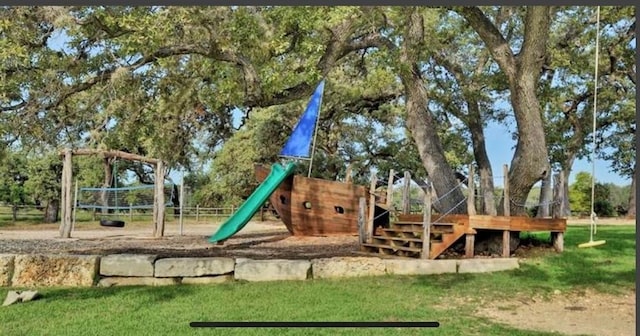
left=12, top=254, right=99, bottom=287
left=234, top=259, right=311, bottom=282
left=100, top=254, right=157, bottom=277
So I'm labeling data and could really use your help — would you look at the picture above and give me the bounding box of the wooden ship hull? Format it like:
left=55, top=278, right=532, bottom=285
left=255, top=164, right=387, bottom=236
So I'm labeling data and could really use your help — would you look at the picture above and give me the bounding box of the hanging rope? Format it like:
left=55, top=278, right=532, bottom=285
left=579, top=6, right=606, bottom=248
left=589, top=6, right=601, bottom=238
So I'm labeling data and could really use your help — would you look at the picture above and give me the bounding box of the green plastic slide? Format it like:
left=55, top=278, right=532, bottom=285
left=208, top=162, right=297, bottom=243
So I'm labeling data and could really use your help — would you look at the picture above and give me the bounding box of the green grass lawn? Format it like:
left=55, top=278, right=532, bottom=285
left=0, top=225, right=635, bottom=336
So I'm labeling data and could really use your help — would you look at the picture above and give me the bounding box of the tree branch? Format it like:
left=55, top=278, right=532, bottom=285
left=453, top=6, right=517, bottom=81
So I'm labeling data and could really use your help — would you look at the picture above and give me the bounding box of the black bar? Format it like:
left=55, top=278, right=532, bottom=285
left=189, top=322, right=439, bottom=328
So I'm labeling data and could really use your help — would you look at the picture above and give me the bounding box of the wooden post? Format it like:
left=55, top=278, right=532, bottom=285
left=153, top=160, right=166, bottom=238
left=467, top=164, right=476, bottom=216
left=345, top=163, right=352, bottom=184
left=537, top=170, right=552, bottom=218
left=179, top=178, right=185, bottom=236
left=502, top=230, right=511, bottom=257
left=465, top=233, right=475, bottom=258
left=59, top=153, right=67, bottom=238
left=502, top=164, right=510, bottom=257
left=551, top=232, right=564, bottom=252
left=402, top=171, right=411, bottom=214
left=366, top=173, right=377, bottom=243
left=386, top=169, right=395, bottom=210
left=358, top=197, right=367, bottom=246
left=503, top=164, right=510, bottom=217
left=129, top=203, right=133, bottom=221
left=551, top=173, right=565, bottom=251
left=158, top=160, right=165, bottom=236
left=196, top=204, right=200, bottom=223
left=552, top=172, right=565, bottom=218
left=152, top=164, right=159, bottom=235
left=421, top=182, right=432, bottom=259
left=59, top=148, right=73, bottom=238
left=71, top=178, right=79, bottom=233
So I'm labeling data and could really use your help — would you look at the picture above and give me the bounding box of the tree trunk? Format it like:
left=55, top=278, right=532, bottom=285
left=43, top=199, right=59, bottom=223
left=537, top=164, right=553, bottom=217
left=457, top=6, right=553, bottom=216
left=172, top=184, right=180, bottom=219
left=399, top=8, right=466, bottom=214
left=467, top=104, right=497, bottom=215
left=627, top=165, right=636, bottom=218
left=505, top=86, right=551, bottom=215
left=11, top=205, right=18, bottom=222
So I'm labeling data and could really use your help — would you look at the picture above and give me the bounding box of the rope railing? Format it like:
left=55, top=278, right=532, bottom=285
left=433, top=177, right=467, bottom=204
left=432, top=197, right=468, bottom=224
left=509, top=198, right=560, bottom=208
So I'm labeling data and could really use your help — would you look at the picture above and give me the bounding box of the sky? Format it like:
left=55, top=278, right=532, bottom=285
left=483, top=122, right=630, bottom=187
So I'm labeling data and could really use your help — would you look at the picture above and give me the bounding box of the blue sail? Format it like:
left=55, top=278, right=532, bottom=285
left=279, top=80, right=325, bottom=159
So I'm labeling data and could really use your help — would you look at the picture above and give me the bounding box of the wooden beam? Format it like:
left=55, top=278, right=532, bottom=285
left=386, top=169, right=395, bottom=210
left=509, top=216, right=567, bottom=232
left=62, top=148, right=160, bottom=165
left=502, top=230, right=510, bottom=257
left=59, top=148, right=73, bottom=238
left=467, top=164, right=476, bottom=216
left=503, top=164, right=510, bottom=216
left=421, top=182, right=432, bottom=259
left=366, top=173, right=377, bottom=243
left=402, top=171, right=411, bottom=214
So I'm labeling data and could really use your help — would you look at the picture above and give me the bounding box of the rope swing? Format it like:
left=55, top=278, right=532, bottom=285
left=579, top=6, right=606, bottom=248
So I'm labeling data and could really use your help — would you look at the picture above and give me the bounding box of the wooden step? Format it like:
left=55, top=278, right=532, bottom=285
left=372, top=238, right=422, bottom=250
left=382, top=227, right=422, bottom=234
left=361, top=243, right=422, bottom=253
left=393, top=221, right=425, bottom=225
left=429, top=229, right=466, bottom=259
left=431, top=224, right=455, bottom=234
left=372, top=235, right=422, bottom=243
left=387, top=223, right=455, bottom=234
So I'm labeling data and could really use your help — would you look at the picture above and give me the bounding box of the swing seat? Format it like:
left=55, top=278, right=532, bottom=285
left=100, top=219, right=126, bottom=228
left=578, top=240, right=606, bottom=248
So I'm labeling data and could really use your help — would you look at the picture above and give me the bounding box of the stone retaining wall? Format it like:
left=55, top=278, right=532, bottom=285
left=0, top=254, right=520, bottom=287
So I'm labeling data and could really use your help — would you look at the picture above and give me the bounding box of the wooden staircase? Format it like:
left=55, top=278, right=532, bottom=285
left=361, top=217, right=469, bottom=259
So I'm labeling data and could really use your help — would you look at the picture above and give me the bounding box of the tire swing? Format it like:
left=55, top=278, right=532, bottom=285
left=100, top=159, right=126, bottom=228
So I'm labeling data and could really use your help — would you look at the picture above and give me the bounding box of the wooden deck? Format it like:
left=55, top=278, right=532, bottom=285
left=397, top=214, right=567, bottom=232
left=362, top=214, right=567, bottom=259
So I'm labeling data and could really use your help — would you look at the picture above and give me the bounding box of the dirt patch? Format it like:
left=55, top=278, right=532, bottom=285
left=0, top=220, right=564, bottom=260
left=0, top=221, right=363, bottom=260
left=475, top=289, right=636, bottom=336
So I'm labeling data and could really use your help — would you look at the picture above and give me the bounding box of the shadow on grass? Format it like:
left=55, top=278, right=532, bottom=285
left=34, top=283, right=201, bottom=305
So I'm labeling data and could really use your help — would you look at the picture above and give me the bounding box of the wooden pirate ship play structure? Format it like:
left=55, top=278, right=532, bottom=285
left=211, top=80, right=567, bottom=260
left=254, top=79, right=389, bottom=236
left=254, top=164, right=389, bottom=236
